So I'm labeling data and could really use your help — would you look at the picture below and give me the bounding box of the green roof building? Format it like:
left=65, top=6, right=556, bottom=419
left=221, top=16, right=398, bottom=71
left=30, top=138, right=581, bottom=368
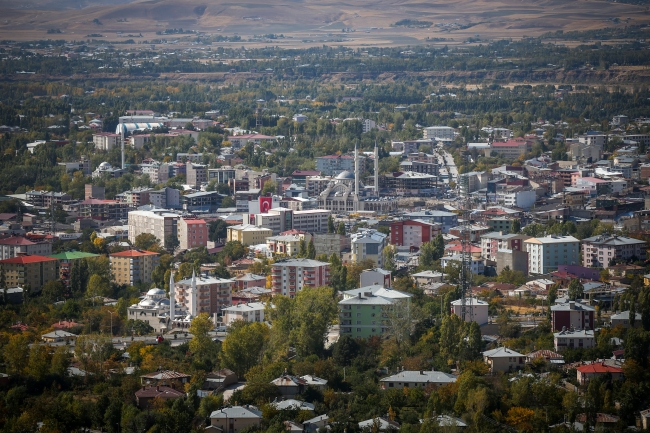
left=49, top=251, right=100, bottom=286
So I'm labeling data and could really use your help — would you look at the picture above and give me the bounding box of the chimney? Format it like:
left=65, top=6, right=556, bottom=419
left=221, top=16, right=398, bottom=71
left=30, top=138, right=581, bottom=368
left=569, top=301, right=575, bottom=310
left=358, top=292, right=361, bottom=299
left=156, top=385, right=160, bottom=392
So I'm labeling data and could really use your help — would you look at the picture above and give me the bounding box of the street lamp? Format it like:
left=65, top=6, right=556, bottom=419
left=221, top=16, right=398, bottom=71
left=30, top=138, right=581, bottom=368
left=108, top=310, right=115, bottom=336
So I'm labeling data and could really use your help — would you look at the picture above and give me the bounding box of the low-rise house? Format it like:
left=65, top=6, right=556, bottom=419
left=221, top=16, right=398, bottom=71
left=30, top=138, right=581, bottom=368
left=576, top=362, right=624, bottom=385
left=41, top=330, right=77, bottom=343
left=358, top=418, right=400, bottom=431
left=201, top=369, right=238, bottom=394
left=526, top=350, right=564, bottom=366
left=135, top=385, right=184, bottom=409
left=271, top=373, right=307, bottom=398
left=553, top=329, right=595, bottom=352
left=450, top=297, right=489, bottom=325
left=140, top=370, right=191, bottom=388
left=411, top=270, right=446, bottom=287
left=300, top=375, right=328, bottom=391
left=483, top=347, right=525, bottom=373
left=271, top=399, right=315, bottom=411
left=208, top=406, right=262, bottom=433
left=379, top=370, right=457, bottom=390
left=610, top=310, right=642, bottom=328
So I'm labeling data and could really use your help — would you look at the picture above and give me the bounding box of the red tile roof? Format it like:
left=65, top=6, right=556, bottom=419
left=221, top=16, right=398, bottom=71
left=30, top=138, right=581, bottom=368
left=0, top=236, right=35, bottom=246
left=110, top=249, right=159, bottom=258
left=576, top=362, right=623, bottom=374
left=135, top=386, right=185, bottom=399
left=0, top=254, right=58, bottom=264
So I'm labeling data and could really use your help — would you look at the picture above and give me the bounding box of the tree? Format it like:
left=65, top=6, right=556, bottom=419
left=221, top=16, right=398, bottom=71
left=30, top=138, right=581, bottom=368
left=42, top=280, right=66, bottom=303
left=189, top=313, right=218, bottom=359
left=337, top=222, right=346, bottom=236
left=384, top=299, right=422, bottom=350
left=220, top=196, right=236, bottom=208
left=26, top=345, right=51, bottom=381
left=307, top=239, right=316, bottom=259
left=261, top=180, right=278, bottom=195
left=505, top=407, right=535, bottom=432
left=50, top=345, right=71, bottom=377
left=220, top=321, right=270, bottom=377
left=511, top=219, right=521, bottom=234
left=439, top=313, right=463, bottom=363
left=134, top=233, right=161, bottom=252
left=298, top=239, right=307, bottom=257
left=327, top=215, right=335, bottom=234
left=4, top=334, right=29, bottom=375
left=88, top=274, right=111, bottom=299
left=165, top=234, right=180, bottom=255
left=332, top=335, right=360, bottom=366
left=383, top=245, right=396, bottom=271
left=70, top=258, right=89, bottom=296
left=419, top=237, right=443, bottom=270
left=568, top=279, right=584, bottom=301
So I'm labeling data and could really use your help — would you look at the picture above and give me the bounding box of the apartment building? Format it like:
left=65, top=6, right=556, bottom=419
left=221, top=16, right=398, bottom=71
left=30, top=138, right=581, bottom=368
left=403, top=211, right=458, bottom=233
left=79, top=199, right=131, bottom=220
left=178, top=217, right=208, bottom=251
left=25, top=191, right=73, bottom=207
left=390, top=219, right=441, bottom=249
left=524, top=235, right=580, bottom=275
left=484, top=139, right=532, bottom=159
left=423, top=126, right=455, bottom=141
left=175, top=275, right=235, bottom=315
left=315, top=154, right=365, bottom=176
left=186, top=162, right=208, bottom=189
left=351, top=229, right=387, bottom=267
left=554, top=329, right=595, bottom=352
left=550, top=301, right=595, bottom=332
left=266, top=233, right=313, bottom=256
left=227, top=224, right=273, bottom=246
left=128, top=210, right=179, bottom=250
left=109, top=249, right=160, bottom=286
left=339, top=285, right=412, bottom=339
left=49, top=251, right=100, bottom=286
left=399, top=160, right=439, bottom=175
left=480, top=232, right=530, bottom=261
left=222, top=302, right=266, bottom=326
left=149, top=187, right=181, bottom=209
left=93, top=132, right=120, bottom=151
left=0, top=236, right=52, bottom=260
left=581, top=235, right=646, bottom=269
left=270, top=258, right=330, bottom=297
left=459, top=171, right=489, bottom=195
left=0, top=254, right=58, bottom=292
left=253, top=208, right=330, bottom=235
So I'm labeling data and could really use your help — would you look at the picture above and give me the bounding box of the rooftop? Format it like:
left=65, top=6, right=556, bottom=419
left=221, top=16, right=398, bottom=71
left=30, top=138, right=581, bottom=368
left=0, top=254, right=58, bottom=265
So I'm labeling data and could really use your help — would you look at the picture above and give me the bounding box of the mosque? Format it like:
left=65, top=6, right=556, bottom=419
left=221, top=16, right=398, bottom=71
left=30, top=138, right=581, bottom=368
left=126, top=271, right=200, bottom=333
left=317, top=143, right=398, bottom=213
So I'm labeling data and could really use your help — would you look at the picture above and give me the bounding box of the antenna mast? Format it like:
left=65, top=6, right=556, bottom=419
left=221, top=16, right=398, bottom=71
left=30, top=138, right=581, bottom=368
left=459, top=169, right=473, bottom=323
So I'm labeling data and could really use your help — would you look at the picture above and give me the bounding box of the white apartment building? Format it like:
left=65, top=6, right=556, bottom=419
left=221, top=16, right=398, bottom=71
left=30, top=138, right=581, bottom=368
left=423, top=126, right=455, bottom=141
left=222, top=302, right=266, bottom=326
left=499, top=189, right=536, bottom=209
left=253, top=208, right=331, bottom=235
left=128, top=210, right=179, bottom=249
left=140, top=162, right=161, bottom=183
left=524, top=235, right=580, bottom=275
left=93, top=133, right=120, bottom=151
left=362, top=119, right=377, bottom=133
left=351, top=229, right=387, bottom=268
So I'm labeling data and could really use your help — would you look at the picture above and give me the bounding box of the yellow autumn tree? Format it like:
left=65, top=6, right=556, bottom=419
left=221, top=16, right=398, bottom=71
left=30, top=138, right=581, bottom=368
left=506, top=407, right=535, bottom=432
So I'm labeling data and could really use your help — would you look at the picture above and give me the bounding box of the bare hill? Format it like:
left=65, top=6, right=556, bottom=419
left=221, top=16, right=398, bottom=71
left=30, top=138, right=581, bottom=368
left=1, top=0, right=649, bottom=44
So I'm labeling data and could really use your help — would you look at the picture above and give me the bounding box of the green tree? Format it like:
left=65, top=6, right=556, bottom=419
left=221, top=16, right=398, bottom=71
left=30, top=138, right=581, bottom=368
left=165, top=234, right=180, bottom=255
left=87, top=274, right=111, bottom=299
left=511, top=219, right=521, bottom=234
left=189, top=313, right=218, bottom=359
left=220, top=196, right=236, bottom=208
left=26, top=345, right=51, bottom=381
left=568, top=279, right=584, bottom=301
left=327, top=215, right=335, bottom=234
left=383, top=245, right=396, bottom=271
left=50, top=345, right=71, bottom=377
left=337, top=222, right=346, bottom=236
left=220, top=321, right=270, bottom=377
left=439, top=314, right=464, bottom=364
left=261, top=180, right=278, bottom=195
left=4, top=334, right=29, bottom=375
left=307, top=239, right=316, bottom=259
left=297, top=239, right=307, bottom=258
left=134, top=233, right=161, bottom=252
left=42, top=280, right=66, bottom=303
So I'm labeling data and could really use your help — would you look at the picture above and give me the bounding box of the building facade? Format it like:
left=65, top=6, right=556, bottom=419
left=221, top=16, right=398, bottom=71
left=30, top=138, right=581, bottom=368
left=109, top=249, right=160, bottom=286
left=227, top=224, right=273, bottom=246
left=175, top=275, right=235, bottom=315
left=270, top=258, right=330, bottom=297
left=0, top=254, right=58, bottom=292
left=350, top=229, right=387, bottom=267
left=178, top=217, right=208, bottom=251
left=128, top=210, right=179, bottom=250
left=581, top=235, right=646, bottom=269
left=524, top=235, right=580, bottom=275
left=0, top=236, right=52, bottom=260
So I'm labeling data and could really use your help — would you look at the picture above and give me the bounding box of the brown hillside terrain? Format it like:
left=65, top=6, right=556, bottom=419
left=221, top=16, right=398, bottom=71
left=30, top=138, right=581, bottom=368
left=0, top=0, right=649, bottom=45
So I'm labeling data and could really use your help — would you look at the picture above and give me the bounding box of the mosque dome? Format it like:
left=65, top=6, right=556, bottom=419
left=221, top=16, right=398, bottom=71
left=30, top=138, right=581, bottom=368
left=336, top=170, right=356, bottom=180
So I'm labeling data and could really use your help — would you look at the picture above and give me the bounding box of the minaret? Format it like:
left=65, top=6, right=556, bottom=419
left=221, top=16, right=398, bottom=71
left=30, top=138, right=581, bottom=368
left=168, top=271, right=175, bottom=328
left=353, top=142, right=360, bottom=211
left=189, top=269, right=198, bottom=317
left=374, top=141, right=379, bottom=197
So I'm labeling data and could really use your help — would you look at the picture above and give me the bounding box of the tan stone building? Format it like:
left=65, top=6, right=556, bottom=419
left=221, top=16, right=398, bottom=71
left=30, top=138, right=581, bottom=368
left=109, top=249, right=160, bottom=286
left=226, top=224, right=273, bottom=246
